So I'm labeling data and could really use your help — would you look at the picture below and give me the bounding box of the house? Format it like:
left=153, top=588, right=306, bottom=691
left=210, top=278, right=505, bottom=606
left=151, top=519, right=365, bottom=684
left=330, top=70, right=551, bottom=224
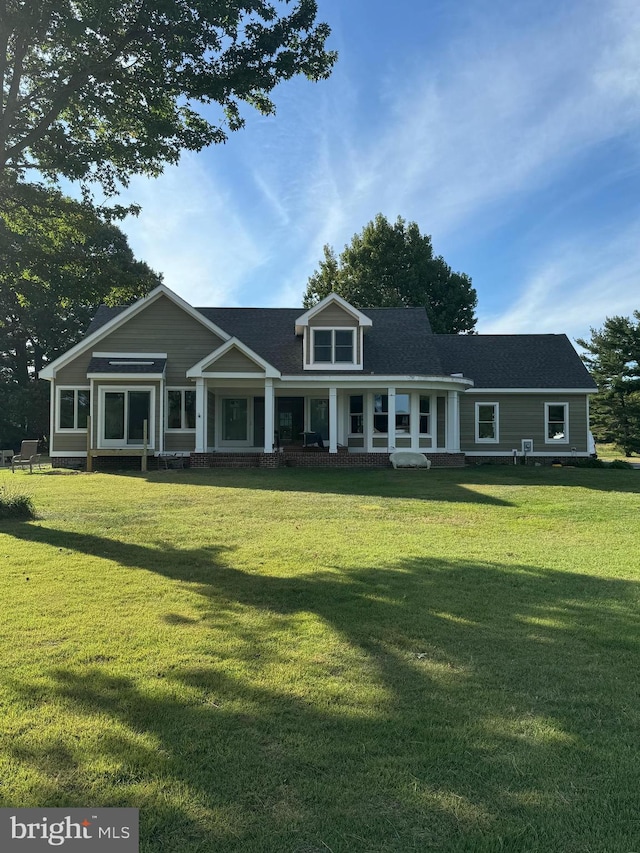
left=39, top=284, right=597, bottom=468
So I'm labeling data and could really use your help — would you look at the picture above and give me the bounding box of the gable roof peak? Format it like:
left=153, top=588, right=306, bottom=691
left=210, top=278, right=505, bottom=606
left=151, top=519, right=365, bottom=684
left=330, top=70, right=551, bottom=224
left=295, top=293, right=373, bottom=334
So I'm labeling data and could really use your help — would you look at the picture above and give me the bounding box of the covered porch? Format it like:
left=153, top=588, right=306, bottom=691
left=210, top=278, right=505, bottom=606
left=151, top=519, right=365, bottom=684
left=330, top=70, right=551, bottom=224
left=191, top=376, right=470, bottom=458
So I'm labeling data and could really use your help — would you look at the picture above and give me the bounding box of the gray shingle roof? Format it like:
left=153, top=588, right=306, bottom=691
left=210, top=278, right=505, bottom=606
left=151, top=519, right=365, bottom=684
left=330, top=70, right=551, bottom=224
left=197, top=307, right=442, bottom=375
left=85, top=304, right=129, bottom=335
left=81, top=303, right=596, bottom=388
left=435, top=335, right=597, bottom=389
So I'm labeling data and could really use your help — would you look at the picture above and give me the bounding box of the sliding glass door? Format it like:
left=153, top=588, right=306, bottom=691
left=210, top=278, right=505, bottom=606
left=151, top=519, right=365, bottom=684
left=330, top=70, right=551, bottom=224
left=101, top=388, right=154, bottom=447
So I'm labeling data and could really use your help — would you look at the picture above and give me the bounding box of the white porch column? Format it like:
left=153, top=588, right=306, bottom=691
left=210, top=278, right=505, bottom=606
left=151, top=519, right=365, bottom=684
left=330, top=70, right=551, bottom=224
left=264, top=378, right=274, bottom=453
left=446, top=390, right=460, bottom=452
left=365, top=392, right=374, bottom=452
left=195, top=378, right=206, bottom=452
left=387, top=387, right=396, bottom=452
left=329, top=386, right=338, bottom=453
left=337, top=392, right=347, bottom=447
left=410, top=392, right=420, bottom=451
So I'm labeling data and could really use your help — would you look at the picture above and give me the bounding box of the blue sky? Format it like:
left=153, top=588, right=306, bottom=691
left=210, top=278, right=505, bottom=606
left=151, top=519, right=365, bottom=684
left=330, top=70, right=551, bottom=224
left=117, top=0, right=640, bottom=344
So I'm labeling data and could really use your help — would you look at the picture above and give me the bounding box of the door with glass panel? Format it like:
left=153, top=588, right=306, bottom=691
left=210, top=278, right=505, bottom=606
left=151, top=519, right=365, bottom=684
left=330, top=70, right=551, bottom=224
left=102, top=389, right=153, bottom=446
left=220, top=397, right=251, bottom=446
left=309, top=398, right=329, bottom=441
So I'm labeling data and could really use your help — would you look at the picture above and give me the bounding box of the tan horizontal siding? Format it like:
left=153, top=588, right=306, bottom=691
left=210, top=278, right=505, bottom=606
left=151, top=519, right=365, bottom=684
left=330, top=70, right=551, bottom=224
left=211, top=348, right=264, bottom=373
left=52, top=432, right=88, bottom=452
left=165, top=433, right=195, bottom=452
left=460, top=393, right=589, bottom=452
left=56, top=352, right=93, bottom=385
left=308, top=305, right=359, bottom=326
left=87, top=295, right=225, bottom=384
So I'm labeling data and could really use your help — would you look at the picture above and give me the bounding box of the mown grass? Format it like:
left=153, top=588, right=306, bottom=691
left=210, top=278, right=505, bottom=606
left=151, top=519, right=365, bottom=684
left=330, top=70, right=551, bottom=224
left=1, top=465, right=639, bottom=852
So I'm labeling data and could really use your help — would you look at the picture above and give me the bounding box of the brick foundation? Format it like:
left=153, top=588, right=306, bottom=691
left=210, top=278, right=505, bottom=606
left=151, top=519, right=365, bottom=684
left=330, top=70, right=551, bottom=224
left=464, top=454, right=588, bottom=466
left=189, top=451, right=466, bottom=469
left=51, top=457, right=86, bottom=470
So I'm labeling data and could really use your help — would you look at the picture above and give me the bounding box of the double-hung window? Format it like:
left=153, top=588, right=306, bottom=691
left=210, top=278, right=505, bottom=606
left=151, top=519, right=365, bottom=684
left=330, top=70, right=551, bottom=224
left=167, top=389, right=196, bottom=431
left=312, top=329, right=354, bottom=364
left=58, top=388, right=90, bottom=431
left=419, top=395, right=431, bottom=434
left=475, top=402, right=499, bottom=443
left=349, top=395, right=364, bottom=434
left=545, top=403, right=568, bottom=442
left=395, top=394, right=410, bottom=433
left=373, top=394, right=388, bottom=433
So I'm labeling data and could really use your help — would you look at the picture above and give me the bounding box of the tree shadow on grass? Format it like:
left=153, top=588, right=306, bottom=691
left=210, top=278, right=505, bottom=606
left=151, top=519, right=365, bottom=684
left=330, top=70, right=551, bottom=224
left=124, top=463, right=640, bottom=502
left=3, top=522, right=640, bottom=851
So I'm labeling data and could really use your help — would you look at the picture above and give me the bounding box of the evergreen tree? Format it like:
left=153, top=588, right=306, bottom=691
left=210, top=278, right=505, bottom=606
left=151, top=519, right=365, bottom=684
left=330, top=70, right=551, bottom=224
left=577, top=313, right=640, bottom=456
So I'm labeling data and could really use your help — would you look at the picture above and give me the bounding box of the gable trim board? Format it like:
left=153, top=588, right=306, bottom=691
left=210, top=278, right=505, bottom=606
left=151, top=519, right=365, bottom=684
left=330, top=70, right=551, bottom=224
left=39, top=285, right=230, bottom=380
left=295, top=293, right=373, bottom=334
left=187, top=337, right=281, bottom=378
left=42, top=285, right=597, bottom=465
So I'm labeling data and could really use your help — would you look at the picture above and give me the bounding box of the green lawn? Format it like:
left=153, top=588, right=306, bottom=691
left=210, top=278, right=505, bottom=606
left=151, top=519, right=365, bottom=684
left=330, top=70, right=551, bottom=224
left=1, top=465, right=640, bottom=852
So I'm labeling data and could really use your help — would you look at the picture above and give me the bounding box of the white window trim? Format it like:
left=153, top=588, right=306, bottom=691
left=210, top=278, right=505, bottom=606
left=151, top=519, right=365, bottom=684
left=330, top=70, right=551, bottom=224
left=348, top=393, right=365, bottom=436
left=372, top=392, right=390, bottom=436
left=418, top=394, right=433, bottom=437
left=544, top=402, right=569, bottom=444
left=307, top=327, right=361, bottom=370
left=394, top=392, right=412, bottom=437
left=98, top=385, right=156, bottom=449
left=166, top=387, right=197, bottom=432
left=56, top=386, right=90, bottom=432
left=475, top=401, right=500, bottom=443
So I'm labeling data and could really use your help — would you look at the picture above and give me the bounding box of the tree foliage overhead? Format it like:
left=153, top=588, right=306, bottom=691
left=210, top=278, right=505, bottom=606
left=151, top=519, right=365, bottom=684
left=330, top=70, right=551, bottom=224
left=0, top=0, right=336, bottom=191
left=0, top=180, right=162, bottom=446
left=303, top=214, right=477, bottom=334
left=577, top=313, right=640, bottom=456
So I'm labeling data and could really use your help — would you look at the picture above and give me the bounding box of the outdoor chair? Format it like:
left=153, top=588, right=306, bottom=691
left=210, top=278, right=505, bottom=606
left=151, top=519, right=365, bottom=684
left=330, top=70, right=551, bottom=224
left=11, top=440, right=42, bottom=473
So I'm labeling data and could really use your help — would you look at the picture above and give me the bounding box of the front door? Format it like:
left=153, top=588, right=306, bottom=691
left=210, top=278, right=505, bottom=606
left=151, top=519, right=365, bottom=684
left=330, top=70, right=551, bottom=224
left=276, top=397, right=304, bottom=445
left=220, top=397, right=251, bottom=446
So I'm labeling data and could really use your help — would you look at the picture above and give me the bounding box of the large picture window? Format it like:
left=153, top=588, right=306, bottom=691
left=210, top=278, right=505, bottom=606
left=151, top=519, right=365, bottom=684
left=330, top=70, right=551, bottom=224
left=57, top=388, right=90, bottom=431
left=475, top=402, right=499, bottom=443
left=545, top=403, right=569, bottom=442
left=312, top=329, right=355, bottom=364
left=167, top=388, right=196, bottom=430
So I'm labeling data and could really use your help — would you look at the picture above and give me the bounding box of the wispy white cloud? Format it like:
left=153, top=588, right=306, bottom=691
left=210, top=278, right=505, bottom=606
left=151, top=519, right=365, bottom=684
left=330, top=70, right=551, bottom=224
left=116, top=0, right=640, bottom=326
left=479, top=217, right=640, bottom=339
left=120, top=155, right=266, bottom=306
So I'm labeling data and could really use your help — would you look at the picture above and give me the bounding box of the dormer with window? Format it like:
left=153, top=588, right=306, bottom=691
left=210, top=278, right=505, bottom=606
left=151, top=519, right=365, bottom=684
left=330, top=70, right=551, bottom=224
left=295, top=294, right=372, bottom=371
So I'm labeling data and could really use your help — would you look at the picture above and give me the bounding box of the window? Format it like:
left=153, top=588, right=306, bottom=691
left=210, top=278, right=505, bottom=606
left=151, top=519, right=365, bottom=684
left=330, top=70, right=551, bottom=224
left=349, top=395, right=363, bottom=434
left=475, top=402, right=499, bottom=442
left=58, top=388, right=90, bottom=430
left=395, top=394, right=410, bottom=433
left=374, top=394, right=388, bottom=433
left=419, top=395, right=431, bottom=434
left=545, top=403, right=568, bottom=442
left=167, top=389, right=196, bottom=430
left=312, top=329, right=355, bottom=364
left=100, top=388, right=154, bottom=447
